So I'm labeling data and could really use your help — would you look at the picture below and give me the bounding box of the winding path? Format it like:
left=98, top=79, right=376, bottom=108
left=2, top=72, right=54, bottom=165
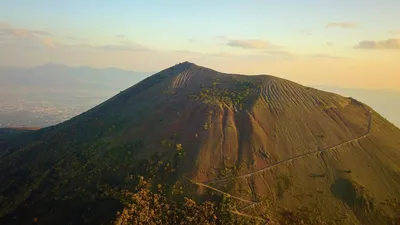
left=190, top=109, right=373, bottom=224
left=207, top=110, right=372, bottom=184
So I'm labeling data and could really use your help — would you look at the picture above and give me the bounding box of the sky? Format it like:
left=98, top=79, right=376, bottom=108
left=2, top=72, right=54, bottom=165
left=0, top=0, right=399, bottom=90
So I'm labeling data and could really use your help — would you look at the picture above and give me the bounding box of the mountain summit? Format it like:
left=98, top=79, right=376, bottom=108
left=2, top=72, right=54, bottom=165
left=1, top=62, right=400, bottom=224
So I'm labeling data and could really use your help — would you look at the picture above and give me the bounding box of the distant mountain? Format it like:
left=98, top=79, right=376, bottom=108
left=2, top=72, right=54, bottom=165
left=0, top=64, right=152, bottom=127
left=0, top=63, right=151, bottom=91
left=314, top=86, right=400, bottom=128
left=0, top=62, right=399, bottom=224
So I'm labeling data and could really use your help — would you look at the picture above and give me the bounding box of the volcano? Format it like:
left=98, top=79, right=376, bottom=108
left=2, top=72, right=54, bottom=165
left=1, top=62, right=400, bottom=224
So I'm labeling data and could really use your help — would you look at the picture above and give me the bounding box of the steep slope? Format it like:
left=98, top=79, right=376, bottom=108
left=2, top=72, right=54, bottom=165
left=0, top=128, right=39, bottom=151
left=0, top=62, right=399, bottom=224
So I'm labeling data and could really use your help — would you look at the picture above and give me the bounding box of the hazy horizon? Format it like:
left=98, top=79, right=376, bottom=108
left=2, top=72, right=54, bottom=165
left=1, top=0, right=399, bottom=90
left=1, top=62, right=400, bottom=92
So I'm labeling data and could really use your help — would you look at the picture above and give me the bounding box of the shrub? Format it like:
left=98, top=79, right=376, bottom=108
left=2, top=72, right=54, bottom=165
left=114, top=178, right=235, bottom=225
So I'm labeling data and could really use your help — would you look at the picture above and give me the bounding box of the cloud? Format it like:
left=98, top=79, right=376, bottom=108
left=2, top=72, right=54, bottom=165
left=31, top=30, right=52, bottom=36
left=227, top=39, right=278, bottom=49
left=309, top=54, right=346, bottom=60
left=42, top=38, right=56, bottom=49
left=64, top=36, right=86, bottom=41
left=299, top=29, right=312, bottom=36
left=56, top=35, right=150, bottom=52
left=175, top=50, right=200, bottom=55
left=260, top=49, right=346, bottom=61
left=325, top=22, right=359, bottom=29
left=209, top=52, right=232, bottom=57
left=355, top=39, right=400, bottom=49
left=326, top=42, right=334, bottom=46
left=119, top=39, right=133, bottom=45
left=262, top=50, right=293, bottom=57
left=389, top=30, right=400, bottom=35
left=54, top=42, right=151, bottom=53
left=92, top=43, right=149, bottom=52
left=0, top=23, right=54, bottom=49
left=174, top=50, right=232, bottom=58
left=0, top=27, right=51, bottom=38
left=0, top=23, right=148, bottom=52
left=112, top=35, right=145, bottom=48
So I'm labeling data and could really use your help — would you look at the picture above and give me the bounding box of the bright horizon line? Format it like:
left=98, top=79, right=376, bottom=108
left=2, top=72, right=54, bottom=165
left=2, top=61, right=399, bottom=92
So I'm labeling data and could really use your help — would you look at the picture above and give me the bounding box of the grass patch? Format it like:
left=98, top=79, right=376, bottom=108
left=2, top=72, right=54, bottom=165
left=190, top=78, right=261, bottom=107
left=276, top=174, right=292, bottom=198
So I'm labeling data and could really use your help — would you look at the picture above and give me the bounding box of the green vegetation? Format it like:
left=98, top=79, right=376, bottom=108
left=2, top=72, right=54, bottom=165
left=113, top=177, right=251, bottom=225
left=191, top=78, right=261, bottom=107
left=219, top=159, right=239, bottom=178
left=276, top=174, right=292, bottom=198
left=203, top=122, right=212, bottom=130
left=175, top=143, right=185, bottom=159
left=277, top=208, right=315, bottom=225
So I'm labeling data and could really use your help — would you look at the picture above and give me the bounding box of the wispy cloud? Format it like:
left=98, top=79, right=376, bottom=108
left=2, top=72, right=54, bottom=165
left=0, top=23, right=54, bottom=49
left=62, top=34, right=149, bottom=52
left=260, top=49, right=346, bottom=61
left=262, top=50, right=293, bottom=57
left=42, top=38, right=56, bottom=49
left=60, top=42, right=149, bottom=52
left=174, top=50, right=232, bottom=58
left=93, top=44, right=148, bottom=52
left=355, top=39, right=400, bottom=49
left=209, top=52, right=232, bottom=57
left=299, top=29, right=312, bottom=36
left=326, top=42, right=334, bottom=46
left=0, top=26, right=51, bottom=38
left=309, top=54, right=346, bottom=60
left=119, top=39, right=133, bottom=45
left=216, top=36, right=226, bottom=40
left=389, top=30, right=400, bottom=35
left=175, top=50, right=200, bottom=55
left=63, top=36, right=86, bottom=41
left=227, top=39, right=279, bottom=49
left=325, top=22, right=359, bottom=29
left=113, top=34, right=141, bottom=46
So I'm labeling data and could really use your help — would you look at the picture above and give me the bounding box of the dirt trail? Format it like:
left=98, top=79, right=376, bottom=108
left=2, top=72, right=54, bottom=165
left=207, top=110, right=372, bottom=184
left=191, top=109, right=373, bottom=224
left=189, top=179, right=268, bottom=224
left=190, top=180, right=255, bottom=204
left=231, top=210, right=270, bottom=225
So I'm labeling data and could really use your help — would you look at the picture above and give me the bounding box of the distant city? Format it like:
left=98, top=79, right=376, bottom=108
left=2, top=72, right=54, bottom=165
left=0, top=64, right=150, bottom=128
left=0, top=94, right=98, bottom=127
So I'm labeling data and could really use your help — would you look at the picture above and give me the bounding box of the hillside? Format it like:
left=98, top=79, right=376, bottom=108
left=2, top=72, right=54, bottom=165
left=0, top=62, right=399, bottom=224
left=0, top=127, right=39, bottom=150
left=314, top=86, right=400, bottom=129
